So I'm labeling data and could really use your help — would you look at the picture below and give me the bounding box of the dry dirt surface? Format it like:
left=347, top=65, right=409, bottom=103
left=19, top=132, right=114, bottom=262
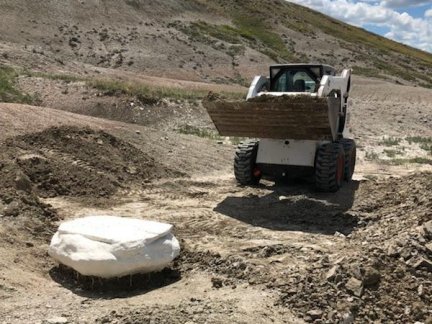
left=1, top=0, right=431, bottom=321
left=0, top=97, right=431, bottom=324
left=16, top=74, right=432, bottom=178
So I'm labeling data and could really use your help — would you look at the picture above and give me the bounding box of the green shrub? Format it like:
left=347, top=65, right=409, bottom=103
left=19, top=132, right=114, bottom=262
left=379, top=137, right=401, bottom=146
left=178, top=125, right=221, bottom=139
left=0, top=65, right=34, bottom=104
left=365, top=151, right=379, bottom=160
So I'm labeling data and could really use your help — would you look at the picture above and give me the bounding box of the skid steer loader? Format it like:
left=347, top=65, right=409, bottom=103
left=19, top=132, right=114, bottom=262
left=203, top=64, right=356, bottom=192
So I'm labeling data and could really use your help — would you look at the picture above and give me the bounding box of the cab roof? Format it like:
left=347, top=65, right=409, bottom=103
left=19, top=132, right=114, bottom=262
left=270, top=63, right=335, bottom=71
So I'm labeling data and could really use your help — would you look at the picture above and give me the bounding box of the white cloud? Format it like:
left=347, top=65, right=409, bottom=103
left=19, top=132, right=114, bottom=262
left=287, top=0, right=432, bottom=53
left=380, top=1, right=432, bottom=8
left=425, top=8, right=432, bottom=17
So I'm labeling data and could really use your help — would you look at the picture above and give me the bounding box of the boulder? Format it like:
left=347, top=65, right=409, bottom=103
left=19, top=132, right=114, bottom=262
left=48, top=215, right=180, bottom=278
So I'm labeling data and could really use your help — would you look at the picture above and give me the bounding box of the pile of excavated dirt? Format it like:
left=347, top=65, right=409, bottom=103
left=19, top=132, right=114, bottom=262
left=172, top=173, right=432, bottom=323
left=1, top=126, right=180, bottom=199
left=0, top=125, right=181, bottom=251
left=0, top=153, right=57, bottom=221
left=0, top=146, right=59, bottom=277
left=0, top=126, right=183, bottom=292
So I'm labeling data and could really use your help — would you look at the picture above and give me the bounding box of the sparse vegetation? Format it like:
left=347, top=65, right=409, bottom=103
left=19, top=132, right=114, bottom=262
left=178, top=125, right=222, bottom=140
left=385, top=157, right=432, bottom=166
left=352, top=66, right=385, bottom=79
left=406, top=136, right=432, bottom=154
left=20, top=69, right=246, bottom=102
left=383, top=149, right=403, bottom=158
left=24, top=71, right=83, bottom=83
left=365, top=151, right=379, bottom=161
left=178, top=125, right=244, bottom=144
left=420, top=143, right=432, bottom=154
left=88, top=79, right=245, bottom=101
left=232, top=15, right=296, bottom=62
left=179, top=18, right=296, bottom=63
left=406, top=136, right=432, bottom=144
left=0, top=65, right=35, bottom=104
left=379, top=137, right=401, bottom=146
left=190, top=22, right=243, bottom=44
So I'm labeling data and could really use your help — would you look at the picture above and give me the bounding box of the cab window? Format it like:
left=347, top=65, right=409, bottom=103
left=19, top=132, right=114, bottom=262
left=271, top=69, right=317, bottom=93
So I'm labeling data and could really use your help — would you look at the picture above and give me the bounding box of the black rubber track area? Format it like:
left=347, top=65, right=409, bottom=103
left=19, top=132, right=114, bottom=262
left=315, top=142, right=345, bottom=192
left=337, top=138, right=357, bottom=181
left=234, top=140, right=260, bottom=185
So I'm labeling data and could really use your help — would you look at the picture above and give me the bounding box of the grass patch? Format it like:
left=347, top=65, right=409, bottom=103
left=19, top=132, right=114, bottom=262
left=386, top=157, right=432, bottom=166
left=379, top=137, right=401, bottom=146
left=352, top=66, right=382, bottom=78
left=178, top=125, right=244, bottom=144
left=406, top=136, right=432, bottom=144
left=372, top=60, right=417, bottom=82
left=365, top=151, right=379, bottom=161
left=26, top=71, right=83, bottom=83
left=23, top=69, right=247, bottom=101
left=0, top=65, right=35, bottom=104
left=181, top=19, right=295, bottom=62
left=191, top=22, right=244, bottom=44
left=406, top=136, right=432, bottom=154
left=420, top=143, right=432, bottom=154
left=363, top=174, right=378, bottom=181
left=178, top=125, right=222, bottom=140
left=383, top=149, right=403, bottom=158
left=88, top=79, right=245, bottom=101
left=232, top=15, right=296, bottom=62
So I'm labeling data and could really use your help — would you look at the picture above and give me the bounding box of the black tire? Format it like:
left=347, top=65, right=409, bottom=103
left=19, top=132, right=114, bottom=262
left=315, top=143, right=345, bottom=192
left=337, top=138, right=356, bottom=181
left=234, top=140, right=261, bottom=185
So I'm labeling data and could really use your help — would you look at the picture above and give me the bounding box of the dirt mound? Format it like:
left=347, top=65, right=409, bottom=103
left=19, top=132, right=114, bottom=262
left=281, top=173, right=431, bottom=322
left=3, top=126, right=179, bottom=198
left=0, top=155, right=57, bottom=221
left=173, top=173, right=432, bottom=323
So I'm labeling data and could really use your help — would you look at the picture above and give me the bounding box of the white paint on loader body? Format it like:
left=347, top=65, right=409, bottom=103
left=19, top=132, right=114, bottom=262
left=256, top=139, right=327, bottom=167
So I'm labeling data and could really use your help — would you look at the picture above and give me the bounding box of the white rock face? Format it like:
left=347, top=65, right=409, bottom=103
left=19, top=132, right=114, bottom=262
left=48, top=216, right=180, bottom=278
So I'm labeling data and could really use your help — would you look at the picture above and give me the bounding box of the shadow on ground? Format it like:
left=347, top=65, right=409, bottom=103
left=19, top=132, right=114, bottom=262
left=49, top=264, right=181, bottom=299
left=214, top=180, right=360, bottom=235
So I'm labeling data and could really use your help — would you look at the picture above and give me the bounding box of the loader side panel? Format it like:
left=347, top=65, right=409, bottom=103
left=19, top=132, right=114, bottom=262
left=203, top=96, right=336, bottom=141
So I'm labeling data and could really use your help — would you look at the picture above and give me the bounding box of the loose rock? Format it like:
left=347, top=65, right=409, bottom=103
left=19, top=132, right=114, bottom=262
left=345, top=277, right=364, bottom=297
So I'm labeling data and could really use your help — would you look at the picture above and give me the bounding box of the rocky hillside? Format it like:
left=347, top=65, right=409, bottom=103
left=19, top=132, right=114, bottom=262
left=0, top=0, right=431, bottom=88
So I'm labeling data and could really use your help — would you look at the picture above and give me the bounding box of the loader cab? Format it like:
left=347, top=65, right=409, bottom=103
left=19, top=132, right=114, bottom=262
left=269, top=64, right=336, bottom=93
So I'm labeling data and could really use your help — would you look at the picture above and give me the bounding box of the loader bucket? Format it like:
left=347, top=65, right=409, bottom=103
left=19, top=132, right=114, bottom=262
left=203, top=94, right=340, bottom=141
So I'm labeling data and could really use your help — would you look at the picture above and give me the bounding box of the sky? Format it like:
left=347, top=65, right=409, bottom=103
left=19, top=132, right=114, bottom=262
left=286, top=0, right=432, bottom=53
